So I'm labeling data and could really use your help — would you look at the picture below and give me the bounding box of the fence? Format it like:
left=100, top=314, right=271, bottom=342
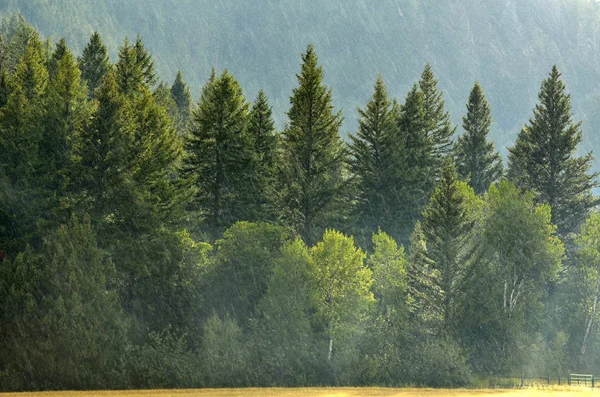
left=485, top=373, right=595, bottom=388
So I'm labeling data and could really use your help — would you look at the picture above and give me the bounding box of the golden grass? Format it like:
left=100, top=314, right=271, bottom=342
left=2, top=387, right=600, bottom=397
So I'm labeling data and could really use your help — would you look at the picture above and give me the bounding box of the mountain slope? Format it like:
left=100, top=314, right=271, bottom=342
left=3, top=0, right=600, bottom=163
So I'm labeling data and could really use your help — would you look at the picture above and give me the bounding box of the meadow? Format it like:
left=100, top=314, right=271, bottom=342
left=1, top=388, right=599, bottom=397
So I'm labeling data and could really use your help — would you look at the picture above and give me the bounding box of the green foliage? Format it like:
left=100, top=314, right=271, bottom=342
left=170, top=70, right=193, bottom=133
left=422, top=160, right=480, bottom=331
left=419, top=64, right=455, bottom=169
left=185, top=70, right=253, bottom=239
left=455, top=82, right=503, bottom=195
left=508, top=66, right=599, bottom=237
left=349, top=76, right=401, bottom=240
left=280, top=45, right=347, bottom=244
left=206, top=222, right=290, bottom=325
left=78, top=31, right=111, bottom=98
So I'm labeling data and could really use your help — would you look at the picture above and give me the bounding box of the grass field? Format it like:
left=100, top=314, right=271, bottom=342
left=2, top=388, right=600, bottom=397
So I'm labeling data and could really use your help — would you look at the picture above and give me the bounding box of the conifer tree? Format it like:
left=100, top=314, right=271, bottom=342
left=0, top=36, right=48, bottom=255
left=508, top=66, right=599, bottom=237
left=349, top=75, right=400, bottom=237
left=78, top=31, right=111, bottom=98
left=170, top=70, right=193, bottom=133
left=115, top=38, right=144, bottom=96
left=455, top=82, right=503, bottom=195
left=422, top=159, right=478, bottom=331
left=280, top=45, right=347, bottom=243
left=43, top=46, right=90, bottom=204
left=134, top=35, right=156, bottom=88
left=247, top=89, right=277, bottom=221
left=185, top=69, right=252, bottom=239
left=47, top=38, right=67, bottom=79
left=419, top=64, right=455, bottom=169
left=395, top=85, right=433, bottom=242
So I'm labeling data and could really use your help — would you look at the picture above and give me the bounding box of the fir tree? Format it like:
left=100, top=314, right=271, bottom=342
left=422, top=159, right=478, bottom=331
left=78, top=31, right=111, bottom=98
left=395, top=84, right=433, bottom=243
left=134, top=35, right=156, bottom=88
left=349, top=75, right=400, bottom=238
left=419, top=64, right=455, bottom=170
left=247, top=90, right=277, bottom=221
left=115, top=38, right=144, bottom=96
left=185, top=69, right=252, bottom=239
left=280, top=44, right=347, bottom=243
left=455, top=82, right=503, bottom=195
left=0, top=36, right=48, bottom=256
left=47, top=38, right=67, bottom=79
left=170, top=70, right=193, bottom=133
left=508, top=65, right=599, bottom=237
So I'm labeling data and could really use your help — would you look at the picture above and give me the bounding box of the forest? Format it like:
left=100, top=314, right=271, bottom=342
left=0, top=12, right=600, bottom=391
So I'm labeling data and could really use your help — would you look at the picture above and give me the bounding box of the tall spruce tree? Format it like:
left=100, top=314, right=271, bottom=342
left=280, top=45, right=346, bottom=243
left=170, top=70, right=193, bottom=133
left=508, top=65, right=599, bottom=237
left=455, top=82, right=503, bottom=195
left=115, top=37, right=154, bottom=97
left=47, top=38, right=67, bottom=79
left=422, top=159, right=479, bottom=331
left=78, top=31, right=111, bottom=98
left=185, top=69, right=252, bottom=240
left=349, top=75, right=400, bottom=238
left=395, top=84, right=433, bottom=243
left=419, top=64, right=455, bottom=169
left=0, top=36, right=48, bottom=256
left=247, top=89, right=277, bottom=221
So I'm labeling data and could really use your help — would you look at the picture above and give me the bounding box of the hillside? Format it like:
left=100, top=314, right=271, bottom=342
left=3, top=1, right=600, bottom=157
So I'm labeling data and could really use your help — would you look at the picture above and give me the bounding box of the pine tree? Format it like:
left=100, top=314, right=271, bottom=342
left=43, top=46, right=90, bottom=205
left=185, top=70, right=252, bottom=239
left=422, top=159, right=478, bottom=331
left=247, top=89, right=277, bottom=221
left=78, top=31, right=111, bottom=98
left=170, top=70, right=193, bottom=133
left=115, top=38, right=144, bottom=96
left=349, top=75, right=400, bottom=237
left=0, top=36, right=48, bottom=256
left=508, top=65, right=599, bottom=237
left=280, top=45, right=347, bottom=243
left=47, top=38, right=67, bottom=79
left=455, top=82, right=503, bottom=195
left=395, top=84, right=433, bottom=243
left=419, top=64, right=455, bottom=170
left=134, top=35, right=156, bottom=88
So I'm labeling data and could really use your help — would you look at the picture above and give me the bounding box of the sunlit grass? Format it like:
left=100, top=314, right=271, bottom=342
left=2, top=387, right=600, bottom=397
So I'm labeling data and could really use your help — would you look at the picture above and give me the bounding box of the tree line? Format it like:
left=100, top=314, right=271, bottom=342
left=0, top=15, right=600, bottom=390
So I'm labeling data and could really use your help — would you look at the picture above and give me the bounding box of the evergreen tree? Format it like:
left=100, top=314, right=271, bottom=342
left=134, top=35, right=156, bottom=88
left=455, top=82, right=503, bottom=195
left=395, top=84, right=433, bottom=243
left=419, top=63, right=455, bottom=169
left=43, top=46, right=90, bottom=208
left=170, top=70, right=193, bottom=133
left=349, top=75, right=400, bottom=238
left=422, top=160, right=479, bottom=331
left=281, top=45, right=347, bottom=243
left=508, top=66, right=599, bottom=237
left=115, top=38, right=144, bottom=96
left=185, top=69, right=252, bottom=239
left=247, top=89, right=277, bottom=221
left=47, top=37, right=67, bottom=79
left=78, top=31, right=111, bottom=98
left=0, top=36, right=48, bottom=256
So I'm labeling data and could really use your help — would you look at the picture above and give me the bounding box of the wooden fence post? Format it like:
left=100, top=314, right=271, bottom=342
left=548, top=374, right=550, bottom=385
left=568, top=374, right=571, bottom=386
left=558, top=373, right=561, bottom=385
left=521, top=372, right=524, bottom=387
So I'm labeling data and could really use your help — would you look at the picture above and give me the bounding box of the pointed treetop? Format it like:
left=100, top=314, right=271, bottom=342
left=79, top=31, right=111, bottom=98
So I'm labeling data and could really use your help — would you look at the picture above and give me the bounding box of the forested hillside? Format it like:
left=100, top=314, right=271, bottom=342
left=1, top=7, right=600, bottom=392
left=3, top=0, right=600, bottom=161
